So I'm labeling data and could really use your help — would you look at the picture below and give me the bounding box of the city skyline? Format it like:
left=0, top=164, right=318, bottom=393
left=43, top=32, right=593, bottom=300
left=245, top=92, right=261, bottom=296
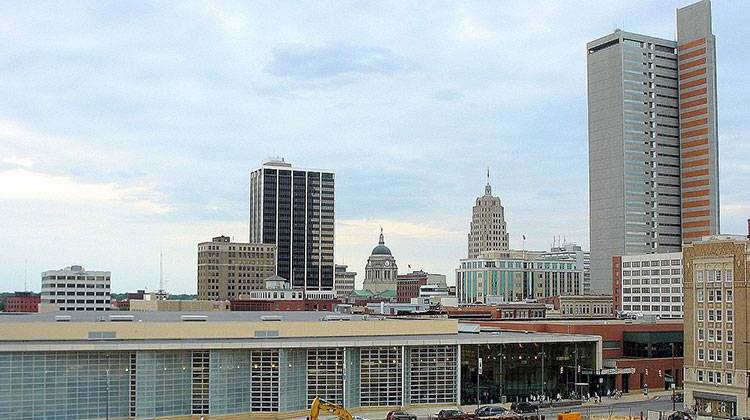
left=1, top=1, right=748, bottom=293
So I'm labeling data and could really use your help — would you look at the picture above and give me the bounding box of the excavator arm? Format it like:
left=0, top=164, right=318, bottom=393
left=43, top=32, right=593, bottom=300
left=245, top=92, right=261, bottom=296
left=310, top=397, right=354, bottom=420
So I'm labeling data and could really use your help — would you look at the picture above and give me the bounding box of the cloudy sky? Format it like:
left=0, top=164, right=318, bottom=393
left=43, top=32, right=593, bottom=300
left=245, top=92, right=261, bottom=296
left=1, top=1, right=747, bottom=293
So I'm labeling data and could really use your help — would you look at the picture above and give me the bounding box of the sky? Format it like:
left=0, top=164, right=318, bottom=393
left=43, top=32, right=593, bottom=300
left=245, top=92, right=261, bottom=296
left=1, top=1, right=748, bottom=293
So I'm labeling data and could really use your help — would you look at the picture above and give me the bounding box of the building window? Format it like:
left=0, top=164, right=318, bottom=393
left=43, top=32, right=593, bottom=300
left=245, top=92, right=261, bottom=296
left=360, top=347, right=402, bottom=407
left=697, top=289, right=704, bottom=302
left=727, top=290, right=733, bottom=302
left=698, top=309, right=704, bottom=321
left=724, top=270, right=733, bottom=283
left=697, top=370, right=704, bottom=382
left=707, top=371, right=714, bottom=383
left=727, top=330, right=733, bottom=343
left=727, top=310, right=733, bottom=323
left=698, top=348, right=704, bottom=360
left=726, top=373, right=733, bottom=385
left=727, top=350, right=733, bottom=363
left=698, top=329, right=704, bottom=341
left=708, top=349, right=714, bottom=361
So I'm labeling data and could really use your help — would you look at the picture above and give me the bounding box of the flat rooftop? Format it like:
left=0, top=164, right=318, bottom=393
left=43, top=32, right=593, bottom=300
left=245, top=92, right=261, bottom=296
left=483, top=318, right=683, bottom=325
left=0, top=310, right=368, bottom=323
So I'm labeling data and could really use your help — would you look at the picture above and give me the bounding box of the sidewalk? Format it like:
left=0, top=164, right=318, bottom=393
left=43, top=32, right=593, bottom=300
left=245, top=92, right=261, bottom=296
left=580, top=390, right=675, bottom=407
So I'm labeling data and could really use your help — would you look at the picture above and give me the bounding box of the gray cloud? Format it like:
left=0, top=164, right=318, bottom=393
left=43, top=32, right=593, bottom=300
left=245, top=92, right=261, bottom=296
left=265, top=43, right=412, bottom=80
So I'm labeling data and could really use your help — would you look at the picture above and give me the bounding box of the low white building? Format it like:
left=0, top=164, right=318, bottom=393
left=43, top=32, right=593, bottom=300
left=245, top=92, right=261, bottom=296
left=40, top=265, right=111, bottom=312
left=617, top=252, right=683, bottom=319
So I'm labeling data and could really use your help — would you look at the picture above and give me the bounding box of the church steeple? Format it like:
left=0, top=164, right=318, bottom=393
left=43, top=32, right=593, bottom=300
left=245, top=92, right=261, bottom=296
left=485, top=168, right=492, bottom=195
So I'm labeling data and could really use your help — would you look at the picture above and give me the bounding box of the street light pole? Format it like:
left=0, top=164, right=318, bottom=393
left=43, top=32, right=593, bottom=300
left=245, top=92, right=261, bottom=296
left=672, top=342, right=677, bottom=411
left=540, top=345, right=545, bottom=399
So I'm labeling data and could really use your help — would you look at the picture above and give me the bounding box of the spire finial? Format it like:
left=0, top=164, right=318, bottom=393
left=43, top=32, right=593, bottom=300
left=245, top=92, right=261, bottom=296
left=379, top=227, right=385, bottom=245
left=485, top=168, right=492, bottom=195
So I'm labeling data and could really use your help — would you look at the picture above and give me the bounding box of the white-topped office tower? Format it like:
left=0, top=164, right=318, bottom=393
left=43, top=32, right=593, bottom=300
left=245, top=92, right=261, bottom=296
left=40, top=265, right=111, bottom=311
left=249, top=158, right=335, bottom=291
left=587, top=0, right=719, bottom=294
left=468, top=170, right=509, bottom=259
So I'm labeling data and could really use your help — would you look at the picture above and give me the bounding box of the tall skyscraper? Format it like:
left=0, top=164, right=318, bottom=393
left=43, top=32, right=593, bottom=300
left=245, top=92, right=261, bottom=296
left=676, top=0, right=720, bottom=241
left=468, top=170, right=509, bottom=258
left=587, top=0, right=719, bottom=294
left=249, top=158, right=335, bottom=291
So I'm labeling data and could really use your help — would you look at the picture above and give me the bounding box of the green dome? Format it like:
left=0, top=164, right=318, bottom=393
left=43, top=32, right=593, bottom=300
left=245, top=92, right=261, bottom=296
left=371, top=229, right=392, bottom=255
left=371, top=244, right=392, bottom=255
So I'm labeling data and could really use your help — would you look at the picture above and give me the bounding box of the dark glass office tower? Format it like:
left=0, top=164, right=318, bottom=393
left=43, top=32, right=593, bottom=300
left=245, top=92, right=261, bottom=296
left=250, top=158, right=335, bottom=291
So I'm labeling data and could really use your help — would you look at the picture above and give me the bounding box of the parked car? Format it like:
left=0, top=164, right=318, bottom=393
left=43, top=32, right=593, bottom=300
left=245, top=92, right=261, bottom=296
left=387, top=411, right=417, bottom=420
left=475, top=406, right=508, bottom=418
left=434, top=409, right=473, bottom=420
left=666, top=411, right=693, bottom=420
left=673, top=392, right=684, bottom=403
left=510, top=402, right=537, bottom=414
left=355, top=416, right=371, bottom=420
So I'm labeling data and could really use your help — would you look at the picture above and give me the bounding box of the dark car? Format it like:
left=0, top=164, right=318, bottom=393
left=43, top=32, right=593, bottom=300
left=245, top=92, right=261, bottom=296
left=673, top=392, right=684, bottom=403
left=666, top=411, right=693, bottom=420
left=435, top=409, right=473, bottom=420
left=510, top=402, right=537, bottom=414
left=387, top=411, right=417, bottom=420
left=475, top=406, right=509, bottom=418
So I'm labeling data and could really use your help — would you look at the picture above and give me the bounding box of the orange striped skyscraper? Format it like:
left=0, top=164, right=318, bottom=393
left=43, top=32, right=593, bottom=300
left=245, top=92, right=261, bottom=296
left=587, top=0, right=720, bottom=294
left=676, top=0, right=720, bottom=242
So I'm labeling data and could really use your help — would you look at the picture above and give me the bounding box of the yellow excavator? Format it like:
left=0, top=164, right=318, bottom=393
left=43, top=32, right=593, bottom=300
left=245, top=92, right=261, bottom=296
left=309, top=397, right=354, bottom=420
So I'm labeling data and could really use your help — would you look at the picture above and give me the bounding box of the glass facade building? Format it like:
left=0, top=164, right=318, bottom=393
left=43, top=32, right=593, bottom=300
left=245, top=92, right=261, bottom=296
left=249, top=159, right=335, bottom=291
left=0, top=341, right=599, bottom=419
left=0, top=312, right=602, bottom=419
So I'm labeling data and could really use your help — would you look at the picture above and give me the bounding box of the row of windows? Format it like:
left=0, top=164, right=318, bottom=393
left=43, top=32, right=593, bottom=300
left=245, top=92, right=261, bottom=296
left=697, top=348, right=733, bottom=363
left=696, top=328, right=734, bottom=343
left=43, top=283, right=109, bottom=289
left=695, top=269, right=732, bottom=283
left=697, top=309, right=733, bottom=322
left=622, top=278, right=680, bottom=285
left=622, top=305, right=681, bottom=312
left=695, top=289, right=733, bottom=303
left=42, top=275, right=109, bottom=281
left=696, top=370, right=732, bottom=385
left=623, top=295, right=680, bottom=303
left=623, top=259, right=680, bottom=268
left=622, top=286, right=681, bottom=294
left=623, top=268, right=680, bottom=276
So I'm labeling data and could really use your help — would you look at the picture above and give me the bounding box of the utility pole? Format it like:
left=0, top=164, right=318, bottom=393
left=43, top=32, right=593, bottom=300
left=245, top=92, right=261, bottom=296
left=574, top=344, right=579, bottom=399
left=540, top=344, right=545, bottom=398
left=672, top=342, right=677, bottom=411
left=477, top=345, right=482, bottom=409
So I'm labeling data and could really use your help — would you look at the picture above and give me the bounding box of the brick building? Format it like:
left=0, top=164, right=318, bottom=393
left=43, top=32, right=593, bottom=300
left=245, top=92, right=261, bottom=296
left=4, top=292, right=40, bottom=313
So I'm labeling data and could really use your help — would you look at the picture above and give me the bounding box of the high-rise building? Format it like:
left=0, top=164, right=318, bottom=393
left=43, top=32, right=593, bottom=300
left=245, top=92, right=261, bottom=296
left=468, top=171, right=509, bottom=258
left=249, top=158, right=335, bottom=291
left=362, top=229, right=398, bottom=294
left=676, top=0, right=720, bottom=242
left=587, top=0, right=719, bottom=294
left=683, top=234, right=748, bottom=417
left=197, top=235, right=276, bottom=300
left=334, top=264, right=356, bottom=298
left=40, top=265, right=111, bottom=311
